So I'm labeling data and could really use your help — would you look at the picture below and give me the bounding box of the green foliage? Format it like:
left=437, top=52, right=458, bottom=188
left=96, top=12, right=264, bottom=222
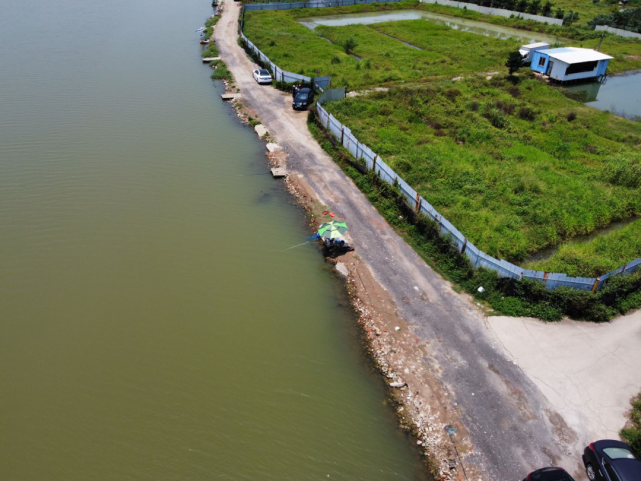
left=506, top=50, right=524, bottom=75
left=589, top=8, right=641, bottom=34
left=211, top=62, right=233, bottom=81
left=526, top=220, right=641, bottom=277
left=202, top=42, right=219, bottom=58
left=324, top=77, right=641, bottom=267
left=343, top=35, right=358, bottom=54
left=621, top=393, right=641, bottom=458
left=309, top=116, right=641, bottom=322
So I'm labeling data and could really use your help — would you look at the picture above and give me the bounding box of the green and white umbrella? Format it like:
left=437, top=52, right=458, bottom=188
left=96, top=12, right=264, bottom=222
left=318, top=221, right=348, bottom=240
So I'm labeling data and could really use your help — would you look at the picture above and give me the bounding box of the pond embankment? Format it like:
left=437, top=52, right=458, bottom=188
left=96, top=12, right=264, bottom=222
left=211, top=2, right=586, bottom=480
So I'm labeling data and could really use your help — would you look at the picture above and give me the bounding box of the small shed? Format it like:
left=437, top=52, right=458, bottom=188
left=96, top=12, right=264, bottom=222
left=530, top=47, right=612, bottom=82
left=519, top=42, right=550, bottom=64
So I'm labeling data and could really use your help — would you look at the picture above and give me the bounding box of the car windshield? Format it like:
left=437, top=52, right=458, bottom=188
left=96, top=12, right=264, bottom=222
left=603, top=447, right=636, bottom=460
left=259, top=69, right=269, bottom=76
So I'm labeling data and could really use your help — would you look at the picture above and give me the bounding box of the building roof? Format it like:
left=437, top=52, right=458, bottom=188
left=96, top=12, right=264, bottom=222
left=541, top=47, right=613, bottom=63
left=521, top=42, right=549, bottom=49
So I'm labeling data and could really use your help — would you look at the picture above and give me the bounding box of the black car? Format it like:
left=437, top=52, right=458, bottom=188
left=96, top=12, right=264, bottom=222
left=583, top=439, right=641, bottom=481
left=292, top=87, right=314, bottom=110
left=523, top=467, right=576, bottom=481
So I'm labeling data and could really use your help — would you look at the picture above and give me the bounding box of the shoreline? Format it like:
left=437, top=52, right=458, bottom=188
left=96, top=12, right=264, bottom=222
left=207, top=2, right=605, bottom=479
left=212, top=11, right=470, bottom=479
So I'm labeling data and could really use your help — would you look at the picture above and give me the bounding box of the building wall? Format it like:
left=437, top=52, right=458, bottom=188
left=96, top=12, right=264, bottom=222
left=550, top=59, right=608, bottom=82
left=530, top=51, right=549, bottom=73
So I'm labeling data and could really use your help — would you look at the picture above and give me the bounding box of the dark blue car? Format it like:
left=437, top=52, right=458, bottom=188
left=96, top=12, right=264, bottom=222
left=582, top=439, right=641, bottom=481
left=522, top=466, right=575, bottom=481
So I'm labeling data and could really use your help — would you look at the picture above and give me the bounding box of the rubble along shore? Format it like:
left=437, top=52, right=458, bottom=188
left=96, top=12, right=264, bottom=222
left=207, top=2, right=483, bottom=479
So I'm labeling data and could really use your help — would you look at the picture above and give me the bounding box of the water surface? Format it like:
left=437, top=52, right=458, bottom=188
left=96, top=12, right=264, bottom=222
left=299, top=9, right=557, bottom=43
left=566, top=71, right=641, bottom=119
left=0, top=0, right=423, bottom=479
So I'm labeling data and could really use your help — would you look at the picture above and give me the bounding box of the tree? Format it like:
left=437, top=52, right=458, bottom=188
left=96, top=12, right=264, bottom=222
left=527, top=0, right=541, bottom=14
left=343, top=36, right=357, bottom=54
left=555, top=7, right=565, bottom=19
left=506, top=51, right=523, bottom=76
left=516, top=0, right=529, bottom=12
left=541, top=0, right=553, bottom=17
left=503, top=0, right=517, bottom=10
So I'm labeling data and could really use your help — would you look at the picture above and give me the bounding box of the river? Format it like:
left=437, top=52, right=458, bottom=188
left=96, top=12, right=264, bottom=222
left=0, top=0, right=424, bottom=479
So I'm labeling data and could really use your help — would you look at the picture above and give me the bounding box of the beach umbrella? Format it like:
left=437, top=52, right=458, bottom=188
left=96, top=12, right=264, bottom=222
left=318, top=221, right=348, bottom=239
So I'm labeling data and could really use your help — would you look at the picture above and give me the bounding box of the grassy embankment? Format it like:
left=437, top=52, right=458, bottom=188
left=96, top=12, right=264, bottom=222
left=245, top=1, right=641, bottom=317
left=325, top=77, right=641, bottom=271
left=622, top=392, right=641, bottom=458
left=202, top=17, right=234, bottom=81
left=243, top=1, right=641, bottom=85
left=308, top=112, right=641, bottom=321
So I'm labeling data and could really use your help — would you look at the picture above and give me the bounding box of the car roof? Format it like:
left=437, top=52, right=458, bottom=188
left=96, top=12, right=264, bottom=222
left=611, top=458, right=641, bottom=480
left=594, top=440, right=635, bottom=455
left=530, top=467, right=575, bottom=481
left=259, top=69, right=269, bottom=74
left=298, top=87, right=311, bottom=93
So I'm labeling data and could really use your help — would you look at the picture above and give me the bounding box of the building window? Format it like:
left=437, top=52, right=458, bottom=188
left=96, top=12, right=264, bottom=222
left=538, top=56, right=546, bottom=67
left=565, top=61, right=598, bottom=75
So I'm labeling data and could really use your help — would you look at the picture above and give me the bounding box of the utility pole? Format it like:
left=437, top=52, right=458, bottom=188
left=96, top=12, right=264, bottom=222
left=596, top=30, right=606, bottom=51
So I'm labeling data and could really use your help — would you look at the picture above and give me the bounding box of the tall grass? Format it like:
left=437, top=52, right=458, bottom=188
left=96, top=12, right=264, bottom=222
left=244, top=2, right=641, bottom=79
left=526, top=220, right=641, bottom=277
left=622, top=392, right=641, bottom=459
left=324, top=76, right=641, bottom=269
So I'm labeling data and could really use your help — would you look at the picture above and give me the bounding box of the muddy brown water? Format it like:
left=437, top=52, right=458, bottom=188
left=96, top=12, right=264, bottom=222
left=0, top=0, right=425, bottom=479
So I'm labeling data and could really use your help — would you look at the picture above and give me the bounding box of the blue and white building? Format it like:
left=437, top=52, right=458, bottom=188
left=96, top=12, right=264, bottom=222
left=530, top=47, right=612, bottom=83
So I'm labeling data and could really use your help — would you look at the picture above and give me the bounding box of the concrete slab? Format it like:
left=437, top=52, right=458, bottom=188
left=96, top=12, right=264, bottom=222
left=254, top=124, right=268, bottom=137
left=270, top=168, right=287, bottom=178
left=266, top=143, right=281, bottom=153
left=335, top=262, right=349, bottom=278
left=487, top=312, right=641, bottom=441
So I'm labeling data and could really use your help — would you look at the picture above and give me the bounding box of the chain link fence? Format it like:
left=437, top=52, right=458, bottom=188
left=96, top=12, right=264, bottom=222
left=317, top=97, right=641, bottom=292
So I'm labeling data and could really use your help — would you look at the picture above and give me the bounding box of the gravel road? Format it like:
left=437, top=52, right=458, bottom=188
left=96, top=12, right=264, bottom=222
left=214, top=5, right=587, bottom=479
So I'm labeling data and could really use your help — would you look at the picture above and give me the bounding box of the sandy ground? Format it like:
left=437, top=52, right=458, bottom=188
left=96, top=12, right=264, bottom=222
left=211, top=3, right=641, bottom=479
left=488, top=312, right=641, bottom=442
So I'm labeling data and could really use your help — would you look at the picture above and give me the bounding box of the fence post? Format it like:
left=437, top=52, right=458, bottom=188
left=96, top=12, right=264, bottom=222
left=591, top=278, right=600, bottom=293
left=415, top=193, right=420, bottom=213
left=372, top=155, right=378, bottom=172
left=461, top=238, right=467, bottom=254
left=340, top=125, right=344, bottom=144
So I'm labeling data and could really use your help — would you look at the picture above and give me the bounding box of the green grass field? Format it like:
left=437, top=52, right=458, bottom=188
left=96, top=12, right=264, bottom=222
left=243, top=1, right=641, bottom=85
left=244, top=2, right=641, bottom=276
left=324, top=76, right=641, bottom=269
left=243, top=10, right=522, bottom=88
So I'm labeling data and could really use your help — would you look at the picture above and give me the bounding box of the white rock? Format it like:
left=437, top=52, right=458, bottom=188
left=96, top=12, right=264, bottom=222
left=335, top=262, right=349, bottom=278
left=266, top=143, right=281, bottom=153
left=254, top=124, right=268, bottom=137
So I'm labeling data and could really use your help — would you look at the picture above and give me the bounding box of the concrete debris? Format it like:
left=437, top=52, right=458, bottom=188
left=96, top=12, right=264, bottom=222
left=254, top=124, right=268, bottom=137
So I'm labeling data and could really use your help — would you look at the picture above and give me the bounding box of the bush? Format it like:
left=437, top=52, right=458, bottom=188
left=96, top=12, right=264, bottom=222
left=567, top=111, right=577, bottom=121
left=621, top=393, right=641, bottom=458
left=309, top=116, right=641, bottom=323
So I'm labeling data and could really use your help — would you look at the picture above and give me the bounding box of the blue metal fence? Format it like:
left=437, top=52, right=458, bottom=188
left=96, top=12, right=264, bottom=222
left=316, top=97, right=641, bottom=292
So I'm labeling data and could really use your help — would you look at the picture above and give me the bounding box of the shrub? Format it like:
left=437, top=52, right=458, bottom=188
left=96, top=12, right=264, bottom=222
left=621, top=394, right=641, bottom=458
left=343, top=36, right=358, bottom=54
left=518, top=106, right=536, bottom=120
left=567, top=111, right=577, bottom=121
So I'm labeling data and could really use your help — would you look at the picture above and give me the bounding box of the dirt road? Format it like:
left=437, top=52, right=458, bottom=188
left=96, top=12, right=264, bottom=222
left=214, top=4, right=587, bottom=479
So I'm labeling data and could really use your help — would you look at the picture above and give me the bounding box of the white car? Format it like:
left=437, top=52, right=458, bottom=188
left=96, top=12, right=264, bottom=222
left=253, top=68, right=272, bottom=85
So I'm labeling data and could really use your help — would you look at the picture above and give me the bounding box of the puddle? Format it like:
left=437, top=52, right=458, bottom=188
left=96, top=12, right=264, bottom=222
left=523, top=217, right=639, bottom=264
left=298, top=9, right=558, bottom=44
left=565, top=70, right=641, bottom=120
